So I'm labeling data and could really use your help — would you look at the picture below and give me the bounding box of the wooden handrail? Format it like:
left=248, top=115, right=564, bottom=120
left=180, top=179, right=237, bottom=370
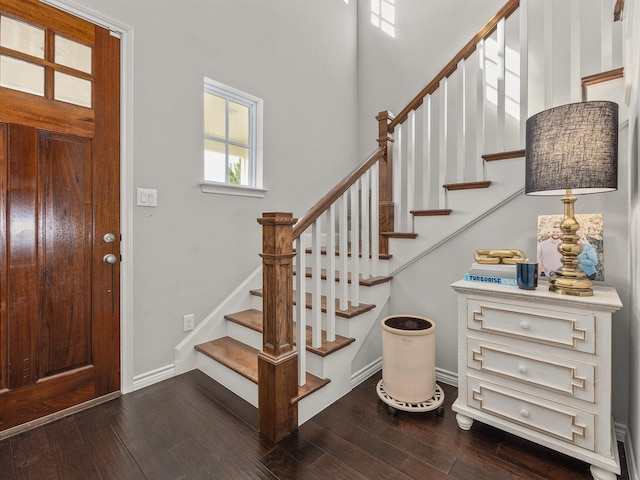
left=389, top=0, right=520, bottom=131
left=582, top=67, right=624, bottom=101
left=581, top=67, right=624, bottom=88
left=292, top=147, right=386, bottom=239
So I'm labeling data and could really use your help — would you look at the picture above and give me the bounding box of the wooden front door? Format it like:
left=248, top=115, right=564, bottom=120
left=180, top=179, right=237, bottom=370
left=0, top=0, right=120, bottom=433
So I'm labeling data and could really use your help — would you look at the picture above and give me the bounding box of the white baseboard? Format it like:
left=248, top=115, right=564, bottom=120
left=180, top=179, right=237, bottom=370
left=350, top=358, right=459, bottom=390
left=435, top=367, right=458, bottom=387
left=351, top=358, right=382, bottom=387
left=626, top=429, right=639, bottom=480
left=617, top=422, right=627, bottom=443
left=131, top=364, right=175, bottom=391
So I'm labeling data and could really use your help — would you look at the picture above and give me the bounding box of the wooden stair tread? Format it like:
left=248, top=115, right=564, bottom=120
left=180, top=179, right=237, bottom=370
left=293, top=323, right=355, bottom=357
left=292, top=373, right=331, bottom=404
left=296, top=267, right=392, bottom=286
left=482, top=149, right=525, bottom=162
left=410, top=209, right=452, bottom=216
left=195, top=336, right=330, bottom=404
left=380, top=232, right=418, bottom=239
left=225, top=309, right=355, bottom=356
left=225, top=309, right=263, bottom=332
left=250, top=289, right=375, bottom=319
left=443, top=180, right=491, bottom=191
left=196, top=337, right=259, bottom=383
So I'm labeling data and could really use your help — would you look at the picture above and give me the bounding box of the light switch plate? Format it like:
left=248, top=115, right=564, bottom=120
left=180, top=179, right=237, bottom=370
left=137, top=188, right=158, bottom=207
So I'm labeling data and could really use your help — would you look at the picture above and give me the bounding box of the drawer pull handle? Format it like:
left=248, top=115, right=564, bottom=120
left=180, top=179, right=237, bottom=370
left=518, top=365, right=528, bottom=374
left=520, top=408, right=529, bottom=418
left=519, top=321, right=529, bottom=330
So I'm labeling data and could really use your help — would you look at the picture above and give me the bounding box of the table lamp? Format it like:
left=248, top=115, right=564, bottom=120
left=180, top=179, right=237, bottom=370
left=525, top=101, right=618, bottom=296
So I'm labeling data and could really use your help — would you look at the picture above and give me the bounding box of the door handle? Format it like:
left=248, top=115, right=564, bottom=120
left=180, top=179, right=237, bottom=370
left=103, top=254, right=118, bottom=264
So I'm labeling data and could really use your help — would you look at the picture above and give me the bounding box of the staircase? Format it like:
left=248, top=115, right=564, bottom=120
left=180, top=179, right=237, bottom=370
left=175, top=0, right=625, bottom=442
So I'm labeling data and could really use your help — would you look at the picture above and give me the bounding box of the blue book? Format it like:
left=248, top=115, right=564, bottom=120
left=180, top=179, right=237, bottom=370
left=464, top=273, right=517, bottom=286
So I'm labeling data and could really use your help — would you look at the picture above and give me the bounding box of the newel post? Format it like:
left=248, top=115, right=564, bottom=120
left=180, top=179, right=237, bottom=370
left=257, top=212, right=298, bottom=442
left=377, top=111, right=394, bottom=258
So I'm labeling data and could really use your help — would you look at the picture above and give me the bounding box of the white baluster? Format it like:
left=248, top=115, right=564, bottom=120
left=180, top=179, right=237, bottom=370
left=439, top=78, right=448, bottom=208
left=360, top=170, right=370, bottom=280
left=295, top=237, right=306, bottom=386
left=519, top=0, right=528, bottom=142
left=326, top=204, right=336, bottom=342
left=544, top=0, right=553, bottom=108
left=393, top=124, right=403, bottom=231
left=483, top=32, right=497, bottom=154
left=312, top=220, right=322, bottom=349
left=422, top=94, right=433, bottom=208
left=571, top=0, right=581, bottom=102
left=457, top=59, right=466, bottom=183
left=339, top=193, right=349, bottom=311
left=370, top=161, right=379, bottom=277
left=407, top=109, right=416, bottom=229
left=465, top=50, right=478, bottom=179
left=601, top=0, right=613, bottom=71
left=350, top=181, right=360, bottom=307
left=496, top=18, right=506, bottom=152
left=476, top=39, right=486, bottom=180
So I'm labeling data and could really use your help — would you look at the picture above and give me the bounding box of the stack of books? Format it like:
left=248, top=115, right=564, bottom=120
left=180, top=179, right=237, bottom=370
left=464, top=262, right=517, bottom=286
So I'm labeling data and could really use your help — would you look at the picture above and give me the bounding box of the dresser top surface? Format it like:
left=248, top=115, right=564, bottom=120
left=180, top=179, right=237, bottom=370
left=451, top=279, right=622, bottom=311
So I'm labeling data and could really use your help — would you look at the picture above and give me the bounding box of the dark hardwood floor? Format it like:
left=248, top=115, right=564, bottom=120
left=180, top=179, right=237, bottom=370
left=0, top=370, right=629, bottom=479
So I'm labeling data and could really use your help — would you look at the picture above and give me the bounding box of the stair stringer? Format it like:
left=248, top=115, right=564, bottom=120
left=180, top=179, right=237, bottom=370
left=174, top=265, right=262, bottom=375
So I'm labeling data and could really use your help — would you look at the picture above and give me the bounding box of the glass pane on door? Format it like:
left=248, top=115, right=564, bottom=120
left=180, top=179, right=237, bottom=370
left=0, top=16, right=44, bottom=59
left=0, top=55, right=44, bottom=95
left=54, top=71, right=92, bottom=107
left=55, top=35, right=92, bottom=73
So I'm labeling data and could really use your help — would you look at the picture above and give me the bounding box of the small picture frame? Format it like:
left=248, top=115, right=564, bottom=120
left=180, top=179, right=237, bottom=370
left=536, top=214, right=604, bottom=281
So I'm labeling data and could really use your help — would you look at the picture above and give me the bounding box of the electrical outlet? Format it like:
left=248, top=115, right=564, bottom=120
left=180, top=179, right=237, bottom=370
left=183, top=314, right=195, bottom=332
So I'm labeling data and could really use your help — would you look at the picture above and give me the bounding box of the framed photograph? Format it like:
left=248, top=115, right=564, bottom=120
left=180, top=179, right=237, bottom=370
left=536, top=214, right=604, bottom=281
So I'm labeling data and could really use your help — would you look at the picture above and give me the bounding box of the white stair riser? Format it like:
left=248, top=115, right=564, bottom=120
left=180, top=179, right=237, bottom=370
left=227, top=321, right=262, bottom=351
left=298, top=358, right=355, bottom=425
left=303, top=342, right=355, bottom=379
left=197, top=355, right=258, bottom=407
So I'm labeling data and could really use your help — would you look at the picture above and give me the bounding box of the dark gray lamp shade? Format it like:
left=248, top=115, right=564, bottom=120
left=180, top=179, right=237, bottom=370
left=525, top=101, right=618, bottom=196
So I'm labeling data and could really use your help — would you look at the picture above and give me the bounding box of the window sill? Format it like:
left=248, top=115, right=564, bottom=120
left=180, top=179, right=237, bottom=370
left=200, top=182, right=267, bottom=198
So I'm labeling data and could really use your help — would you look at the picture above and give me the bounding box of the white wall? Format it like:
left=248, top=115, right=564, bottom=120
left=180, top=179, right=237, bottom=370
left=67, top=0, right=359, bottom=378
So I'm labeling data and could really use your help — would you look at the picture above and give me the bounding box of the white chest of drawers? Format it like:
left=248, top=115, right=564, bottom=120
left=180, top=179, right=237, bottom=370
left=451, top=280, right=622, bottom=480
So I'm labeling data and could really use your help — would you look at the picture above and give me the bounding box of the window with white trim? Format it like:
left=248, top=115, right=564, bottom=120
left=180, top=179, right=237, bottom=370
left=203, top=79, right=264, bottom=196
